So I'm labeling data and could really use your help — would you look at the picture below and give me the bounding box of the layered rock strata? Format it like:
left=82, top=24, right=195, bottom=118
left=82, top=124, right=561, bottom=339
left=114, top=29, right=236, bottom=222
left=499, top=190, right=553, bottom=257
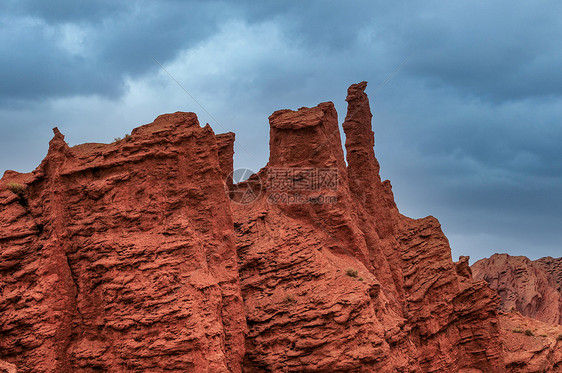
left=0, top=113, right=246, bottom=372
left=473, top=254, right=562, bottom=325
left=2, top=83, right=555, bottom=372
left=231, top=83, right=504, bottom=372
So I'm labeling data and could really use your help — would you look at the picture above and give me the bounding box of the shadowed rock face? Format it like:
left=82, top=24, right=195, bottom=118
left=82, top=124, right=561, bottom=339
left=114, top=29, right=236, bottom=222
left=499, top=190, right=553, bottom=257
left=0, top=83, right=556, bottom=372
left=473, top=254, right=562, bottom=325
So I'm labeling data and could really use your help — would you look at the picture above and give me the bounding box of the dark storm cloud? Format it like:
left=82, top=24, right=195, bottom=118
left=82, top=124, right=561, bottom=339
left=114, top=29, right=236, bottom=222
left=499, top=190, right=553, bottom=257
left=0, top=1, right=560, bottom=261
left=0, top=1, right=226, bottom=105
left=244, top=1, right=562, bottom=101
left=0, top=0, right=396, bottom=105
left=398, top=2, right=562, bottom=102
left=0, top=0, right=125, bottom=23
left=0, top=20, right=121, bottom=106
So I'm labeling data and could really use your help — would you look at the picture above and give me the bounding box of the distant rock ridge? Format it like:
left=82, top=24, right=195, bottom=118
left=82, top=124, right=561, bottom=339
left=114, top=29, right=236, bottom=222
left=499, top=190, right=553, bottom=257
left=536, top=256, right=562, bottom=294
left=0, top=83, right=560, bottom=372
left=473, top=253, right=562, bottom=325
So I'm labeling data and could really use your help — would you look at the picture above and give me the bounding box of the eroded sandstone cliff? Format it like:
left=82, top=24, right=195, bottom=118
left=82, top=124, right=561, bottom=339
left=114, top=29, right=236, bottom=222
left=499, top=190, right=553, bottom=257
left=0, top=113, right=246, bottom=372
left=231, top=83, right=503, bottom=372
left=0, top=83, right=557, bottom=372
left=473, top=254, right=562, bottom=325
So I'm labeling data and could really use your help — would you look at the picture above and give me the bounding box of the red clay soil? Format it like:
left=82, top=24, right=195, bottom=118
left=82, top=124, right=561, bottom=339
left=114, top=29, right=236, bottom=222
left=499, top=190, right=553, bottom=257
left=0, top=83, right=559, bottom=372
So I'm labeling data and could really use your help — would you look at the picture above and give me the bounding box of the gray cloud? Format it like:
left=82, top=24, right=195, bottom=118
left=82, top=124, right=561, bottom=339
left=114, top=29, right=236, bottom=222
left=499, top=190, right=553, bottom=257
left=395, top=2, right=562, bottom=101
left=0, top=1, right=228, bottom=105
left=0, top=0, right=125, bottom=23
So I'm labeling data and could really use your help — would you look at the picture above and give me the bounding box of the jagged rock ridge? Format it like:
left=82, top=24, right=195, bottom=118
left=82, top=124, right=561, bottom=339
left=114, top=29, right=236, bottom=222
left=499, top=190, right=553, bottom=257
left=0, top=113, right=245, bottom=372
left=0, top=83, right=559, bottom=372
left=473, top=254, right=562, bottom=325
left=231, top=83, right=503, bottom=372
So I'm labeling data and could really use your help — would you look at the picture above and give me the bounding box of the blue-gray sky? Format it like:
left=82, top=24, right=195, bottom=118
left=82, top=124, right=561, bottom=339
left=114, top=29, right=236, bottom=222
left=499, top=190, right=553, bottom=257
left=1, top=1, right=560, bottom=262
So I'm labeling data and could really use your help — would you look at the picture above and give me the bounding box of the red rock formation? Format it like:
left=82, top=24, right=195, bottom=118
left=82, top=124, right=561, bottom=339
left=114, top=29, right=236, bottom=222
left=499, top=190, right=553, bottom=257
left=1, top=82, right=545, bottom=372
left=473, top=254, right=562, bottom=325
left=232, top=82, right=504, bottom=372
left=0, top=113, right=246, bottom=372
left=0, top=360, right=16, bottom=373
left=499, top=311, right=562, bottom=372
left=216, top=132, right=236, bottom=189
left=536, top=257, right=562, bottom=293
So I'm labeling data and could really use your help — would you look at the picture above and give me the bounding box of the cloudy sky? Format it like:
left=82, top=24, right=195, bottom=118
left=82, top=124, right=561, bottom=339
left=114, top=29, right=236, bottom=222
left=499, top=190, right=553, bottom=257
left=1, top=1, right=560, bottom=262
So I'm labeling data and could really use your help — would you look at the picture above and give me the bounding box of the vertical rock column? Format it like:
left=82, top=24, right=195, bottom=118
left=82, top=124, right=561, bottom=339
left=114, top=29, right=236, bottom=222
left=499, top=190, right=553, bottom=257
left=342, top=81, right=397, bottom=239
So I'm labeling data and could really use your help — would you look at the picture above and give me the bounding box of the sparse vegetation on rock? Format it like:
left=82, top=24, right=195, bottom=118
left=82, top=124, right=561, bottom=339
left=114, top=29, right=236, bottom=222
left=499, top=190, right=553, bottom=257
left=7, top=182, right=24, bottom=196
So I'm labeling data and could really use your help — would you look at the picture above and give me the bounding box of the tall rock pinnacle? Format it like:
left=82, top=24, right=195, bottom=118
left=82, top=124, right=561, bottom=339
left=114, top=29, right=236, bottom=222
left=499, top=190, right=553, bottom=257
left=342, top=81, right=395, bottom=238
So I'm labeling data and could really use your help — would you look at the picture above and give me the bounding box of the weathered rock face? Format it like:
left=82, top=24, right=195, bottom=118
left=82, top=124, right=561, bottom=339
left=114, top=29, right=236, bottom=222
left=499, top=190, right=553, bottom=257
left=0, top=113, right=246, bottom=372
left=216, top=132, right=236, bottom=189
left=1, top=82, right=550, bottom=372
left=0, top=360, right=17, bottom=373
left=499, top=311, right=562, bottom=372
left=232, top=83, right=504, bottom=372
left=536, top=257, right=562, bottom=294
left=473, top=254, right=562, bottom=325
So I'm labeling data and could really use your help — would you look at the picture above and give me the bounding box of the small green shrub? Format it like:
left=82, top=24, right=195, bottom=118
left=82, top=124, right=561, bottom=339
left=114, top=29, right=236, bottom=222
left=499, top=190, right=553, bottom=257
left=540, top=334, right=547, bottom=337
left=114, top=134, right=131, bottom=143
left=345, top=268, right=358, bottom=278
left=557, top=334, right=562, bottom=341
left=524, top=329, right=534, bottom=337
left=7, top=182, right=24, bottom=196
left=512, top=328, right=523, bottom=334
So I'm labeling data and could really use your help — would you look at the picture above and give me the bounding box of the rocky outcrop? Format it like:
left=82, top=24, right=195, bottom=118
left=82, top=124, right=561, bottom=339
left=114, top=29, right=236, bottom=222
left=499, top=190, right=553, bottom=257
left=2, top=82, right=549, bottom=372
left=0, top=360, right=16, bottom=373
left=216, top=132, right=236, bottom=189
left=232, top=82, right=504, bottom=372
left=0, top=113, right=246, bottom=372
left=473, top=254, right=562, bottom=325
left=536, top=257, right=562, bottom=293
left=499, top=311, right=562, bottom=372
